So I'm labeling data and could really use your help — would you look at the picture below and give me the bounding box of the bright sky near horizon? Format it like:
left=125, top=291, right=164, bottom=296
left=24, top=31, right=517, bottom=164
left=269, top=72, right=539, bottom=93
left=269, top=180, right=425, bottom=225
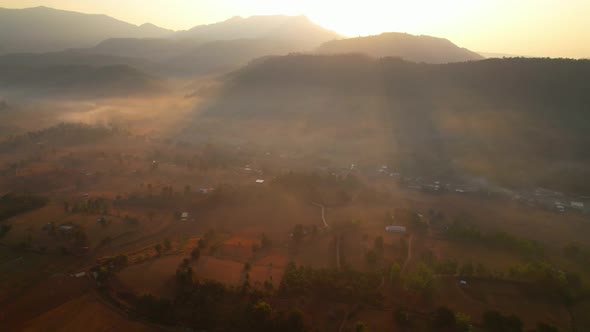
left=1, top=0, right=589, bottom=58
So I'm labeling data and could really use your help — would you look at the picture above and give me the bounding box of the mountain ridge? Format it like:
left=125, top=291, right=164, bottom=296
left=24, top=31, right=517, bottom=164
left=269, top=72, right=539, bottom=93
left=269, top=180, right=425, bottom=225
left=317, top=32, right=483, bottom=63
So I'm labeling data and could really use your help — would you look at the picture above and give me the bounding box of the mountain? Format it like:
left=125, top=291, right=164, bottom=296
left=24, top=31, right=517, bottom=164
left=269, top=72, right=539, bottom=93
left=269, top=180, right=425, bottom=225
left=0, top=51, right=161, bottom=73
left=0, top=6, right=172, bottom=54
left=183, top=54, right=590, bottom=193
left=163, top=38, right=317, bottom=75
left=175, top=15, right=340, bottom=49
left=0, top=64, right=163, bottom=98
left=78, top=38, right=202, bottom=62
left=317, top=32, right=483, bottom=63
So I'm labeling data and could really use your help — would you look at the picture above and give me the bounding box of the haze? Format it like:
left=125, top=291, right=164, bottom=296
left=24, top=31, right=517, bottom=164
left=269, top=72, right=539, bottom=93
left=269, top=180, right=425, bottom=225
left=2, top=0, right=589, bottom=58
left=1, top=1, right=590, bottom=332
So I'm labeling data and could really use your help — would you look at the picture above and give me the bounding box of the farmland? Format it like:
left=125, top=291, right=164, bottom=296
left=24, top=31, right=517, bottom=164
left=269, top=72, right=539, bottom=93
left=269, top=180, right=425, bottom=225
left=0, top=117, right=589, bottom=332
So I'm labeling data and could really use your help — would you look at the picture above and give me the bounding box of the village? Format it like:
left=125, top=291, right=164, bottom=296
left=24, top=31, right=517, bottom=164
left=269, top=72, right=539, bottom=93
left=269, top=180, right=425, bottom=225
left=0, top=124, right=589, bottom=331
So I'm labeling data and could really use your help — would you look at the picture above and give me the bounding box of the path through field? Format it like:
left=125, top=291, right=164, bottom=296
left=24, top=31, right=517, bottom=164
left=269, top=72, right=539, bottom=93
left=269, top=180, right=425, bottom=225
left=401, top=235, right=413, bottom=274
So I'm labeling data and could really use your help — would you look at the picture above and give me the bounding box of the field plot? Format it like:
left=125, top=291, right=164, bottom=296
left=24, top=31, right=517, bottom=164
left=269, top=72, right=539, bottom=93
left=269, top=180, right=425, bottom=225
left=193, top=256, right=244, bottom=286
left=0, top=272, right=90, bottom=330
left=117, top=255, right=184, bottom=298
left=433, top=278, right=570, bottom=330
left=21, top=293, right=162, bottom=332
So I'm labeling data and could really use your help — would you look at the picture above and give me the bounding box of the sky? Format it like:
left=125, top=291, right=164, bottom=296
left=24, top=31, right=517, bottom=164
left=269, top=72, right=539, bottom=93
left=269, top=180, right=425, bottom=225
left=1, top=0, right=589, bottom=58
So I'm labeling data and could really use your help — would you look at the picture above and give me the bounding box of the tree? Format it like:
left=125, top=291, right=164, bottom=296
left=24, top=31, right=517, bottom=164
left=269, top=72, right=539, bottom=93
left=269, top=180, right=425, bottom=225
left=293, top=224, right=304, bottom=244
left=184, top=185, right=191, bottom=196
left=456, top=312, right=472, bottom=332
left=355, top=321, right=368, bottom=332
left=482, top=311, right=523, bottom=332
left=432, top=306, right=456, bottom=330
left=191, top=248, right=201, bottom=261
left=164, top=239, right=172, bottom=251
left=533, top=323, right=559, bottom=332
left=155, top=243, right=163, bottom=255
left=374, top=236, right=384, bottom=254
left=390, top=263, right=401, bottom=284
left=252, top=243, right=260, bottom=254
left=405, top=264, right=434, bottom=295
left=394, top=307, right=411, bottom=328
left=460, top=261, right=474, bottom=276
left=198, top=238, right=206, bottom=249
left=366, top=249, right=378, bottom=265
left=63, top=201, right=69, bottom=213
left=261, top=233, right=272, bottom=250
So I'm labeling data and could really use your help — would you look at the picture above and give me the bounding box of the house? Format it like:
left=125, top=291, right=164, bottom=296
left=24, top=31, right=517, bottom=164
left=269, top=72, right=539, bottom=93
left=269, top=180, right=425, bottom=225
left=255, top=179, right=265, bottom=184
left=72, top=272, right=86, bottom=278
left=460, top=280, right=468, bottom=286
left=571, top=202, right=584, bottom=210
left=58, top=225, right=74, bottom=233
left=181, top=212, right=189, bottom=221
left=386, top=226, right=407, bottom=233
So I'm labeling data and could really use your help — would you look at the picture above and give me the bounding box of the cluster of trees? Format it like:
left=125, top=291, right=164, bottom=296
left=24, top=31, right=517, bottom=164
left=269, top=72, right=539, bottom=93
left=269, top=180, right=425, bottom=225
left=273, top=172, right=360, bottom=205
left=447, top=221, right=543, bottom=257
left=404, top=264, right=435, bottom=296
left=279, top=262, right=382, bottom=305
left=0, top=122, right=120, bottom=151
left=252, top=233, right=273, bottom=254
left=0, top=224, right=12, bottom=238
left=564, top=243, right=590, bottom=270
left=395, top=306, right=471, bottom=331
left=134, top=280, right=307, bottom=332
left=64, top=197, right=109, bottom=215
left=0, top=193, right=48, bottom=221
left=291, top=224, right=319, bottom=245
left=509, top=261, right=584, bottom=303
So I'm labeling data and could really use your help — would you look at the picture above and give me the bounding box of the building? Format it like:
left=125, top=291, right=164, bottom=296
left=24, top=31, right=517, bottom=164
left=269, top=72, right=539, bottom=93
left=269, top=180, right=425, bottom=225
left=386, top=226, right=407, bottom=233
left=255, top=179, right=265, bottom=184
left=571, top=201, right=584, bottom=210
left=181, top=212, right=189, bottom=221
left=58, top=225, right=74, bottom=233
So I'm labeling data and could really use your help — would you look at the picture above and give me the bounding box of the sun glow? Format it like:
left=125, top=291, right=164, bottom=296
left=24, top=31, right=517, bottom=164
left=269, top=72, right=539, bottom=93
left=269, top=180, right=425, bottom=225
left=1, top=0, right=589, bottom=58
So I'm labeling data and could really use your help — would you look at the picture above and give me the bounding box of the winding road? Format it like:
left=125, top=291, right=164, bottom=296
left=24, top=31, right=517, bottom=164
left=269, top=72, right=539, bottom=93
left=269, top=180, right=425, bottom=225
left=311, top=202, right=329, bottom=228
left=401, top=235, right=413, bottom=275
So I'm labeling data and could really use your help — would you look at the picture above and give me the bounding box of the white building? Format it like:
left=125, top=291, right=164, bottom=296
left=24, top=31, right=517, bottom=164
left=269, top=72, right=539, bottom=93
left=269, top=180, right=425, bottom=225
left=386, top=226, right=407, bottom=233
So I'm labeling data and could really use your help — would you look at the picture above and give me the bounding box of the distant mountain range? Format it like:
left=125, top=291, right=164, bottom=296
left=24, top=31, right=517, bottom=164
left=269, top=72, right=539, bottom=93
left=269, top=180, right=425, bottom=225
left=0, top=6, right=489, bottom=93
left=175, top=15, right=341, bottom=50
left=0, top=6, right=172, bottom=54
left=0, top=64, right=163, bottom=98
left=317, top=32, right=483, bottom=63
left=186, top=54, right=590, bottom=193
left=0, top=6, right=482, bottom=66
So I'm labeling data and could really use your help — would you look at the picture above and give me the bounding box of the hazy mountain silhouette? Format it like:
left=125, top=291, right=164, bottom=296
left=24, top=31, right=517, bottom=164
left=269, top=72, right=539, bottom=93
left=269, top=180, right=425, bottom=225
left=317, top=32, right=483, bottom=63
left=0, top=64, right=162, bottom=98
left=175, top=15, right=340, bottom=49
left=163, top=38, right=319, bottom=75
left=0, top=6, right=172, bottom=54
left=78, top=38, right=202, bottom=62
left=188, top=54, right=590, bottom=193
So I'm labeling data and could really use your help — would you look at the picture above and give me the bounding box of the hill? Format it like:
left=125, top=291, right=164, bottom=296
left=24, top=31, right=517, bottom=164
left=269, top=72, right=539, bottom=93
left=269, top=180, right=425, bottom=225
left=175, top=15, right=340, bottom=49
left=0, top=6, right=172, bottom=54
left=0, top=64, right=163, bottom=98
left=0, top=51, right=166, bottom=76
left=163, top=38, right=317, bottom=75
left=317, top=32, right=483, bottom=63
left=78, top=38, right=201, bottom=62
left=185, top=54, right=590, bottom=193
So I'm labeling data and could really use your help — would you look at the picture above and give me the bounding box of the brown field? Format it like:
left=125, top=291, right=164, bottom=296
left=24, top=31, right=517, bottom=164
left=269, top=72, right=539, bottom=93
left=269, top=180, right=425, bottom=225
left=0, top=274, right=91, bottom=330
left=117, top=255, right=185, bottom=298
left=193, top=256, right=244, bottom=286
left=21, top=293, right=163, bottom=332
left=433, top=278, right=571, bottom=330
